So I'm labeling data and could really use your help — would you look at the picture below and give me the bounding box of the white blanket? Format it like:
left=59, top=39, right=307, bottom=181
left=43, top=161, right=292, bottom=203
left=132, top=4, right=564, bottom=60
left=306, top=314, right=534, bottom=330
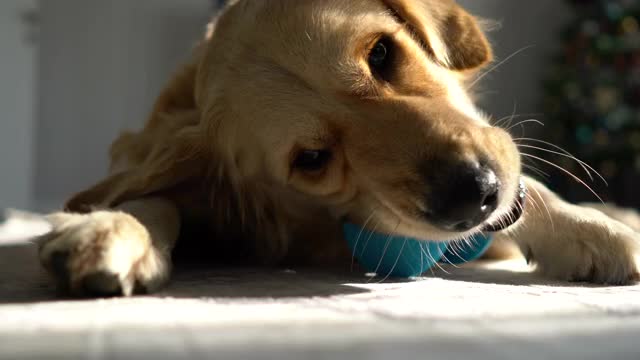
left=1, top=211, right=639, bottom=360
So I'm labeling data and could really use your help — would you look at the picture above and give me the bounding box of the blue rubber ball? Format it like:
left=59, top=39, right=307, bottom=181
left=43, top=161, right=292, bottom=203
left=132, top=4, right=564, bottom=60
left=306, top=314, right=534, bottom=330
left=343, top=223, right=493, bottom=278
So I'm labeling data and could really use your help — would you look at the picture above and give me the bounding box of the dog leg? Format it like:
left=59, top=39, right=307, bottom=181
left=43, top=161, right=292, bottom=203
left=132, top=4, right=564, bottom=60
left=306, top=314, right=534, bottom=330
left=581, top=202, right=640, bottom=232
left=38, top=197, right=180, bottom=296
left=496, top=177, right=640, bottom=285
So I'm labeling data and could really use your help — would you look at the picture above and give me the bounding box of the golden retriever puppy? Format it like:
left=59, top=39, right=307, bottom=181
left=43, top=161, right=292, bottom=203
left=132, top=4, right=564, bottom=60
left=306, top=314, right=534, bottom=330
left=38, top=0, right=640, bottom=296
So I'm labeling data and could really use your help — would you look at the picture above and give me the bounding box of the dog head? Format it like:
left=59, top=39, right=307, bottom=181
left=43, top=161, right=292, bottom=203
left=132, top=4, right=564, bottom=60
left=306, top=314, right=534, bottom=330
left=68, top=0, right=522, bottom=253
left=194, top=0, right=521, bottom=242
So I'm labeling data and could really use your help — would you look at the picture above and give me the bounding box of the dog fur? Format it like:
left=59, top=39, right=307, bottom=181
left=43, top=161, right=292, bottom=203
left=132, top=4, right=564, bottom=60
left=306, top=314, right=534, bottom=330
left=38, top=0, right=640, bottom=296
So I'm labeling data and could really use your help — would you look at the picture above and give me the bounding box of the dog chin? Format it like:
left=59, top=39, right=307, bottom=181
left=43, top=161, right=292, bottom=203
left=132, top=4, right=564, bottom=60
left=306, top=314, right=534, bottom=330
left=481, top=177, right=527, bottom=233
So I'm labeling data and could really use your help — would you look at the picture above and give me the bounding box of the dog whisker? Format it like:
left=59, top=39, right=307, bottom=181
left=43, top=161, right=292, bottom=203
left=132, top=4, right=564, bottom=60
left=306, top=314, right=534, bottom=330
left=514, top=137, right=608, bottom=185
left=493, top=113, right=544, bottom=129
left=526, top=184, right=556, bottom=234
left=377, top=237, right=408, bottom=283
left=467, top=45, right=536, bottom=90
left=522, top=163, right=550, bottom=179
left=497, top=215, right=507, bottom=233
left=369, top=219, right=401, bottom=282
left=425, top=243, right=451, bottom=275
left=350, top=210, right=378, bottom=272
left=439, top=239, right=464, bottom=265
left=519, top=191, right=537, bottom=214
left=449, top=238, right=464, bottom=253
left=469, top=232, right=481, bottom=247
left=493, top=102, right=518, bottom=129
left=515, top=137, right=604, bottom=231
left=507, top=206, right=516, bottom=227
left=369, top=233, right=393, bottom=283
left=506, top=119, right=545, bottom=133
left=463, top=233, right=476, bottom=252
left=524, top=192, right=540, bottom=214
left=359, top=219, right=381, bottom=259
left=521, top=153, right=605, bottom=204
left=420, top=242, right=424, bottom=275
left=422, top=244, right=435, bottom=278
left=518, top=143, right=598, bottom=182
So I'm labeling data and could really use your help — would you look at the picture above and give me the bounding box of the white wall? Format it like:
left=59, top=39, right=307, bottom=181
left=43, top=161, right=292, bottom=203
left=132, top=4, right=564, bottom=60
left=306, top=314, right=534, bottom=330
left=31, top=0, right=572, bottom=211
left=0, top=0, right=37, bottom=210
left=458, top=0, right=572, bottom=118
left=35, top=0, right=210, bottom=210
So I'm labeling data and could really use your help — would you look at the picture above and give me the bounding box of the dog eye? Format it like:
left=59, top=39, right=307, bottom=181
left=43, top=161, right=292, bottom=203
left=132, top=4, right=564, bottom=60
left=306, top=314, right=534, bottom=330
left=292, top=150, right=332, bottom=172
left=368, top=37, right=393, bottom=79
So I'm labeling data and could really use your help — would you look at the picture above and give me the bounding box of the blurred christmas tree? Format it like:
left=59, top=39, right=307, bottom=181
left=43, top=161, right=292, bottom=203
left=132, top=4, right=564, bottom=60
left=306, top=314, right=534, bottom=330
left=540, top=0, right=640, bottom=207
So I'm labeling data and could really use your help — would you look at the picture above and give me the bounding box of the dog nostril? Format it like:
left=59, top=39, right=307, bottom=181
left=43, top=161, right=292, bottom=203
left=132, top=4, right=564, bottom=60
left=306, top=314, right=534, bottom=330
left=481, top=189, right=499, bottom=212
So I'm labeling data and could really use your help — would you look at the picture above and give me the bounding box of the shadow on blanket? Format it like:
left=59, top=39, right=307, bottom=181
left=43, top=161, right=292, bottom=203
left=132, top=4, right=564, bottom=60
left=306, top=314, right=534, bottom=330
left=2, top=238, right=615, bottom=306
left=0, top=242, right=374, bottom=304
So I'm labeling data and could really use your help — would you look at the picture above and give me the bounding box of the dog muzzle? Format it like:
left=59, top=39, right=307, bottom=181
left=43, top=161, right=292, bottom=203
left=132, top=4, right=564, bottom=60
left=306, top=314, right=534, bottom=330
left=343, top=178, right=527, bottom=278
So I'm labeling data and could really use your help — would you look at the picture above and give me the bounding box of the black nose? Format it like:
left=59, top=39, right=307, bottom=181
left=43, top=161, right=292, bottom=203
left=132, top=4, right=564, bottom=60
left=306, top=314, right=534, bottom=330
left=424, top=161, right=500, bottom=232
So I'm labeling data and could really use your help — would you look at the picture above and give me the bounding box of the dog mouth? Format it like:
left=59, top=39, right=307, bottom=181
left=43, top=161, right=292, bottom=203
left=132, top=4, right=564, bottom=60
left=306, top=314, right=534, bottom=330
left=344, top=177, right=527, bottom=239
left=481, top=178, right=527, bottom=233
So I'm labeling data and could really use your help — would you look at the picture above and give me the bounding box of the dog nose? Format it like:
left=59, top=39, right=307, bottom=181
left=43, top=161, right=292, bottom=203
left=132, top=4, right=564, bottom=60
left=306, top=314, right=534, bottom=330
left=424, top=162, right=500, bottom=232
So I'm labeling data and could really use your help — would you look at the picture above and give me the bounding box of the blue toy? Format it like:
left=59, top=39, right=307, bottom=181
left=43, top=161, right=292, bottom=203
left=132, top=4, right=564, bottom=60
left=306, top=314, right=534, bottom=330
left=343, top=222, right=493, bottom=278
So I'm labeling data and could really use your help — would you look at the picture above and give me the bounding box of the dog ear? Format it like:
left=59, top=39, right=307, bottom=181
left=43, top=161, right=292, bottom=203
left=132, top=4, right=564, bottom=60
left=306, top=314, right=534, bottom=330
left=383, top=0, right=492, bottom=71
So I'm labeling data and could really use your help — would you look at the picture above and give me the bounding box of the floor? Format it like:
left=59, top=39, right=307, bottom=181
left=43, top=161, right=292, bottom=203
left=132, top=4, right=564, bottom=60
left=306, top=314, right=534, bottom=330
left=1, top=211, right=640, bottom=360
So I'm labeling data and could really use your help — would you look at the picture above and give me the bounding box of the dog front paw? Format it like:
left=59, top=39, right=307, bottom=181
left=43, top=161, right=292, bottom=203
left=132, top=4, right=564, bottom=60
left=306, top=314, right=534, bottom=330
left=38, top=211, right=170, bottom=297
left=525, top=207, right=640, bottom=285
